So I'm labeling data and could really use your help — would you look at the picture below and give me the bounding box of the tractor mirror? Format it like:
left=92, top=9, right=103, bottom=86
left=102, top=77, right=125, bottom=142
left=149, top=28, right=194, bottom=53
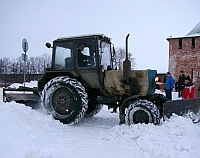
left=45, top=43, right=52, bottom=48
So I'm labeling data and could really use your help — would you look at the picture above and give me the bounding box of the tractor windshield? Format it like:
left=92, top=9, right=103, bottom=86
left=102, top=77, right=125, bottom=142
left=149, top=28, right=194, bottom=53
left=99, top=41, right=112, bottom=70
left=53, top=42, right=73, bottom=70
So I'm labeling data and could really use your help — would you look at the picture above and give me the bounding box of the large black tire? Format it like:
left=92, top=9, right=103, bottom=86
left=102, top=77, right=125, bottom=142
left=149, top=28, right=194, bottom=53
left=126, top=99, right=160, bottom=125
left=41, top=76, right=88, bottom=124
left=84, top=104, right=103, bottom=117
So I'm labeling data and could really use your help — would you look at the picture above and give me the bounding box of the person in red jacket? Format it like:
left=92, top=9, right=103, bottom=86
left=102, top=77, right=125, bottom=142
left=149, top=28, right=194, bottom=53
left=182, top=76, right=195, bottom=99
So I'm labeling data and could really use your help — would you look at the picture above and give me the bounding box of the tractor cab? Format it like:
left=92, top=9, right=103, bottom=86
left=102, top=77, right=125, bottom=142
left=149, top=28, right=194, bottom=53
left=44, top=34, right=115, bottom=90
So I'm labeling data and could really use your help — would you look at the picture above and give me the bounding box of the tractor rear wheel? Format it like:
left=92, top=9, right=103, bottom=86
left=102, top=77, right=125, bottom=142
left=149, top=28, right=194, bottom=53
left=126, top=99, right=160, bottom=125
left=41, top=76, right=88, bottom=124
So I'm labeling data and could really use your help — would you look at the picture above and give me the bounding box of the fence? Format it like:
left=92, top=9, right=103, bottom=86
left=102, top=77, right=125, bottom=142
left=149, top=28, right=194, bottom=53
left=0, top=74, right=43, bottom=87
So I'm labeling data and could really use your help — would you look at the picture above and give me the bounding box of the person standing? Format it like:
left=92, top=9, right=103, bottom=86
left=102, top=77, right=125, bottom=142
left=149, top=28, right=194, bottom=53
left=182, top=76, right=195, bottom=99
left=165, top=72, right=175, bottom=100
left=177, top=71, right=186, bottom=97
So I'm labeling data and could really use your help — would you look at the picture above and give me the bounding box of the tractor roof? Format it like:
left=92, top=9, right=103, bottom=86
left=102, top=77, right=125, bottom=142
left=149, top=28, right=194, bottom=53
left=57, top=33, right=103, bottom=40
left=56, top=33, right=111, bottom=43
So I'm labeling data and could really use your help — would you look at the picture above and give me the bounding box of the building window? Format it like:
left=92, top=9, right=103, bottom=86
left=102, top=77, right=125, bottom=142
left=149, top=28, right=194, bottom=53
left=192, top=38, right=195, bottom=49
left=178, top=39, right=182, bottom=49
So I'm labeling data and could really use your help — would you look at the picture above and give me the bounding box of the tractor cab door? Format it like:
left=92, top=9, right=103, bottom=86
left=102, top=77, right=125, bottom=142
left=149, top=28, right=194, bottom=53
left=75, top=39, right=102, bottom=88
left=98, top=40, right=114, bottom=86
left=99, top=40, right=113, bottom=71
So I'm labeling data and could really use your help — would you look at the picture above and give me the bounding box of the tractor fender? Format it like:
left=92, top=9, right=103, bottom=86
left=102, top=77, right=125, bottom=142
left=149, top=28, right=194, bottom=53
left=148, top=93, right=168, bottom=117
left=119, top=95, right=140, bottom=124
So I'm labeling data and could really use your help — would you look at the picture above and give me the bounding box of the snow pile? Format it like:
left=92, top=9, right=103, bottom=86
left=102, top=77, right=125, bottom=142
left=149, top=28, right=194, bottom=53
left=107, top=115, right=200, bottom=158
left=9, top=81, right=38, bottom=88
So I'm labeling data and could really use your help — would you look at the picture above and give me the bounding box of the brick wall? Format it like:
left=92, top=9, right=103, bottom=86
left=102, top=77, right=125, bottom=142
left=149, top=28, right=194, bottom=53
left=167, top=36, right=200, bottom=82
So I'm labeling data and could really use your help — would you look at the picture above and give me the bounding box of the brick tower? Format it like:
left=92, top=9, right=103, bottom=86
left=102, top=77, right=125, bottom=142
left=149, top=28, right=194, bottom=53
left=166, top=22, right=200, bottom=82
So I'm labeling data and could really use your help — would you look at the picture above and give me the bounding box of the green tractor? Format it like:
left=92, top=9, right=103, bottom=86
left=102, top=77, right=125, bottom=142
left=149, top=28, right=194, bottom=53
left=3, top=34, right=183, bottom=125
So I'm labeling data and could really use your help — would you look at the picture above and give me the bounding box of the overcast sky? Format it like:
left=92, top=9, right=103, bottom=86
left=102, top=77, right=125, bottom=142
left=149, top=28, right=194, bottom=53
left=1, top=0, right=200, bottom=72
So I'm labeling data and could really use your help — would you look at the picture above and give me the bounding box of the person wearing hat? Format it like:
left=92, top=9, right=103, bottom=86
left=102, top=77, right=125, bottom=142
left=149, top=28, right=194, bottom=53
left=165, top=72, right=175, bottom=100
left=182, top=76, right=195, bottom=99
left=177, top=71, right=186, bottom=97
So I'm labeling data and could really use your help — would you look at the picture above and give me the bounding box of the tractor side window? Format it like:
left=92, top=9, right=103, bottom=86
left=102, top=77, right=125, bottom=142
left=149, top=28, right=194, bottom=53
left=78, top=43, right=96, bottom=67
left=54, top=42, right=73, bottom=70
left=81, top=47, right=90, bottom=56
left=100, top=41, right=112, bottom=70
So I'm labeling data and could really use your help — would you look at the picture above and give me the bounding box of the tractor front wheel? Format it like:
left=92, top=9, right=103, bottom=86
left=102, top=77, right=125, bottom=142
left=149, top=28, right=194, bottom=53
left=41, top=76, right=88, bottom=124
left=126, top=99, right=160, bottom=125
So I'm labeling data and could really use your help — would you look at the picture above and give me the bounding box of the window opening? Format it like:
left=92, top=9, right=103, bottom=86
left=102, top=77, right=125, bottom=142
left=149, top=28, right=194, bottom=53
left=192, top=38, right=195, bottom=49
left=54, top=42, right=73, bottom=70
left=178, top=39, right=182, bottom=49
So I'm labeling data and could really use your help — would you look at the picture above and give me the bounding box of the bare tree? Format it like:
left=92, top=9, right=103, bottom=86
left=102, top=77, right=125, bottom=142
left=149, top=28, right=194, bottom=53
left=0, top=53, right=51, bottom=74
left=1, top=57, right=11, bottom=74
left=34, top=53, right=51, bottom=74
left=114, top=47, right=136, bottom=70
left=28, top=57, right=37, bottom=74
left=0, top=59, right=3, bottom=74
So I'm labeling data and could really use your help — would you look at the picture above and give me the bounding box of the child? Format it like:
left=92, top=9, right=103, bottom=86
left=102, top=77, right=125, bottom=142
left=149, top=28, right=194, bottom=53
left=182, top=76, right=195, bottom=99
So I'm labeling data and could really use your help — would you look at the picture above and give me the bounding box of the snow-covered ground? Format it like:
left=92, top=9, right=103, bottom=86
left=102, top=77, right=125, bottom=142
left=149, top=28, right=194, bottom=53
left=0, top=82, right=200, bottom=158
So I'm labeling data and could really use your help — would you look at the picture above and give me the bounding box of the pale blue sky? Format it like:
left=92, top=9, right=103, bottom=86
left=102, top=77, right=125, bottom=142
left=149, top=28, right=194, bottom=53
left=1, top=0, right=200, bottom=72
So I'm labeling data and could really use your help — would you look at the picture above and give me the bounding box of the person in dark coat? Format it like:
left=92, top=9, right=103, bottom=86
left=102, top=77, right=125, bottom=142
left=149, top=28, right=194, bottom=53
left=165, top=72, right=175, bottom=100
left=77, top=43, right=94, bottom=67
left=177, top=71, right=186, bottom=97
left=175, top=80, right=178, bottom=92
left=78, top=43, right=88, bottom=67
left=164, top=74, right=167, bottom=90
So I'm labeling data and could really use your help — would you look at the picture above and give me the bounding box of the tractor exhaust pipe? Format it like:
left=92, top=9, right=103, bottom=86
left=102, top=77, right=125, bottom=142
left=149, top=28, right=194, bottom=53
left=126, top=34, right=130, bottom=60
left=123, top=34, right=131, bottom=83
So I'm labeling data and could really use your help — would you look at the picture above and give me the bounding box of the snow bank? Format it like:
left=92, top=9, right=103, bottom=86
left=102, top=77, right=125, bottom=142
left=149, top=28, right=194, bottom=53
left=0, top=84, right=200, bottom=158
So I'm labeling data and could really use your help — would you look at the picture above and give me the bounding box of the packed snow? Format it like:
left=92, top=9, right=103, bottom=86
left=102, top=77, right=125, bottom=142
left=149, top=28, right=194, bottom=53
left=0, top=81, right=200, bottom=158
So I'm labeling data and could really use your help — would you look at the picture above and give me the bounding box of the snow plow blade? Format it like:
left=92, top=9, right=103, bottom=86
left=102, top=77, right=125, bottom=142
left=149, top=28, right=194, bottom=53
left=163, top=97, right=200, bottom=118
left=3, top=86, right=40, bottom=103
